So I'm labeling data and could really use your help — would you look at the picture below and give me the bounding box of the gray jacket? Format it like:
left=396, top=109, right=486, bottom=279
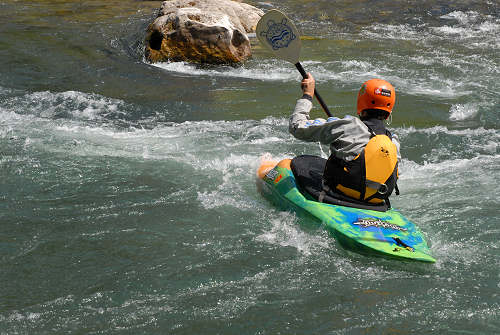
left=289, top=98, right=401, bottom=162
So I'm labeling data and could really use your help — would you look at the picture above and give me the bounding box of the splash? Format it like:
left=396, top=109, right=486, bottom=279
left=449, top=103, right=479, bottom=121
left=256, top=212, right=329, bottom=256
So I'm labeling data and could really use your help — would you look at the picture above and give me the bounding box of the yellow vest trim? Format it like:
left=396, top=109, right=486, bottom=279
left=336, top=185, right=360, bottom=200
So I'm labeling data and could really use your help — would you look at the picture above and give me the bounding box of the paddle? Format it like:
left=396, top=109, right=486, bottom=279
left=256, top=9, right=332, bottom=117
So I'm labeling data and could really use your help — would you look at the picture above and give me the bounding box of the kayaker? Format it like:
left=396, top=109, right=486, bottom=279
left=289, top=73, right=400, bottom=206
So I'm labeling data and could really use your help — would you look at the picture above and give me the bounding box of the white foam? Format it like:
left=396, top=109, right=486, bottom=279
left=148, top=49, right=494, bottom=100
left=405, top=80, right=470, bottom=98
left=395, top=125, right=499, bottom=137
left=361, top=23, right=423, bottom=41
left=432, top=25, right=467, bottom=35
left=480, top=141, right=498, bottom=155
left=260, top=116, right=288, bottom=126
left=149, top=60, right=297, bottom=81
left=256, top=212, right=330, bottom=256
left=196, top=152, right=267, bottom=210
left=434, top=11, right=500, bottom=48
left=362, top=13, right=499, bottom=50
left=449, top=103, right=479, bottom=121
left=341, top=60, right=372, bottom=71
left=440, top=11, right=478, bottom=23
left=399, top=154, right=500, bottom=188
left=2, top=86, right=497, bottom=199
left=5, top=90, right=128, bottom=121
left=312, top=58, right=475, bottom=99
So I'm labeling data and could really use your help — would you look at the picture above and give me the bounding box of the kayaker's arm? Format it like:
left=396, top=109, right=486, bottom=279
left=289, top=72, right=333, bottom=143
left=288, top=73, right=353, bottom=145
left=289, top=98, right=327, bottom=142
left=289, top=101, right=368, bottom=150
left=300, top=73, right=315, bottom=98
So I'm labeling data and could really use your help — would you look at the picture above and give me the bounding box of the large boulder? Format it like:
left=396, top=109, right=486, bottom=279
left=144, top=0, right=263, bottom=64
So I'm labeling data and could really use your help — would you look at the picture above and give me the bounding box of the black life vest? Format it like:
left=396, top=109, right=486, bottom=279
left=323, top=118, right=399, bottom=205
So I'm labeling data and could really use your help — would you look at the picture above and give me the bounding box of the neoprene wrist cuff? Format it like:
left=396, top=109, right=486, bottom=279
left=301, top=94, right=313, bottom=101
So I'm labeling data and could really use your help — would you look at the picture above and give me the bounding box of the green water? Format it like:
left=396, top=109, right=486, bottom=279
left=0, top=0, right=499, bottom=334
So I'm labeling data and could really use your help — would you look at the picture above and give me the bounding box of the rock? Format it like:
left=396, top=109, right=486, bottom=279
left=144, top=0, right=263, bottom=64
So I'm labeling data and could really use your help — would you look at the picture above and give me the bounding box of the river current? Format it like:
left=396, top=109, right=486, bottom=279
left=0, top=0, right=499, bottom=334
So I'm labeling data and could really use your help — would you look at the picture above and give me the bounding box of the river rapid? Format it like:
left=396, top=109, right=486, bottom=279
left=0, top=0, right=499, bottom=334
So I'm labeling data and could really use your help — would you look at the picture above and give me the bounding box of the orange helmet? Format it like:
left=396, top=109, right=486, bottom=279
left=357, top=79, right=396, bottom=118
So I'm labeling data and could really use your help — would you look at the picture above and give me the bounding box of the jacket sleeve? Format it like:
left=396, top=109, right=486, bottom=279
left=288, top=98, right=358, bottom=143
left=288, top=98, right=374, bottom=161
left=288, top=98, right=338, bottom=144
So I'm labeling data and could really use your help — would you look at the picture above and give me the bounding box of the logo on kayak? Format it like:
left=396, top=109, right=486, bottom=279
left=260, top=19, right=296, bottom=50
left=353, top=218, right=407, bottom=232
left=265, top=169, right=283, bottom=184
left=265, top=169, right=281, bottom=182
left=265, top=169, right=278, bottom=180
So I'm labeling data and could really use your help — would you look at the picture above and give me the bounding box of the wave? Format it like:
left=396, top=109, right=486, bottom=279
left=361, top=11, right=500, bottom=49
left=361, top=23, right=425, bottom=41
left=438, top=10, right=500, bottom=39
left=397, top=125, right=499, bottom=137
left=148, top=51, right=498, bottom=103
left=400, top=153, right=499, bottom=182
left=148, top=58, right=484, bottom=100
left=149, top=59, right=298, bottom=82
left=1, top=86, right=497, bottom=171
left=2, top=86, right=497, bottom=160
left=0, top=90, right=129, bottom=122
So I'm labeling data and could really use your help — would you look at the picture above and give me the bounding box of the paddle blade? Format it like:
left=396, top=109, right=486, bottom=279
left=256, top=9, right=302, bottom=64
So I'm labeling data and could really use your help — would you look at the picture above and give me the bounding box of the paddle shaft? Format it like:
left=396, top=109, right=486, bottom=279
left=295, top=62, right=332, bottom=117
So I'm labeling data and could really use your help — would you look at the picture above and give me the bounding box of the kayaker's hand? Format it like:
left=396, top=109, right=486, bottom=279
left=301, top=73, right=315, bottom=98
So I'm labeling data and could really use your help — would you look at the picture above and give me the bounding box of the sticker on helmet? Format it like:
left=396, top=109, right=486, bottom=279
left=374, top=88, right=391, bottom=97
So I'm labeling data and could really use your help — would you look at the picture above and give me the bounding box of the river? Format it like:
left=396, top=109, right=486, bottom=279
left=0, top=0, right=499, bottom=333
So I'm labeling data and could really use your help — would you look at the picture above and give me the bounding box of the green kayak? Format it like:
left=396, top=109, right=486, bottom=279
left=257, top=155, right=436, bottom=263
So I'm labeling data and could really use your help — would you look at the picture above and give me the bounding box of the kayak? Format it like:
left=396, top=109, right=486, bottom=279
left=256, top=155, right=436, bottom=263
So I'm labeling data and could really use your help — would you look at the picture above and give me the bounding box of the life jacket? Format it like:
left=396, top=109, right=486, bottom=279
left=323, top=118, right=399, bottom=205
